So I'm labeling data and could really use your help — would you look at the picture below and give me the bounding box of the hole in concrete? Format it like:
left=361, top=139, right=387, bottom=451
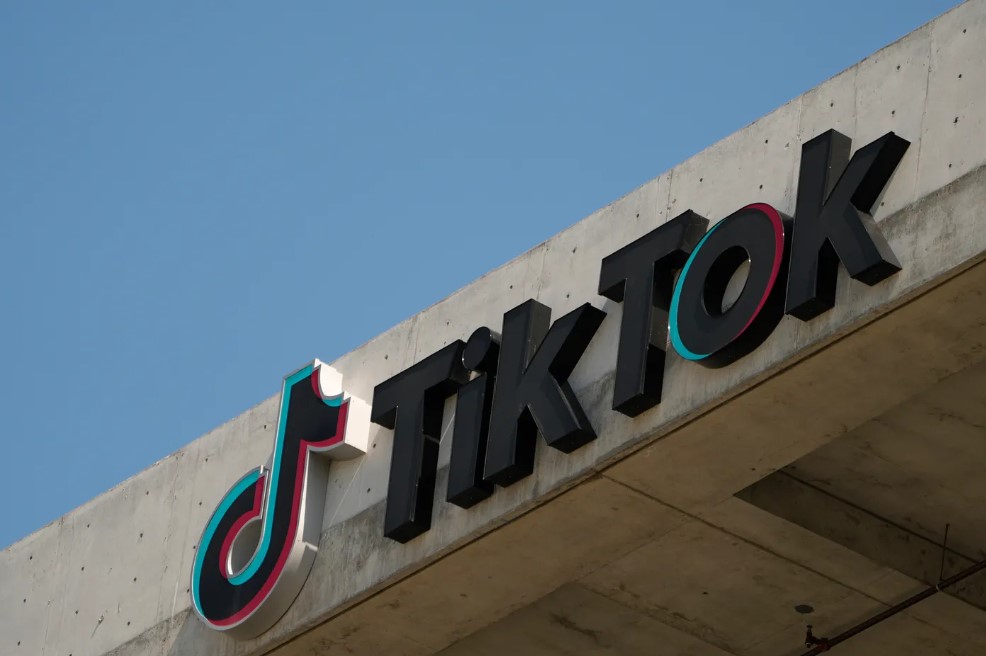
left=74, top=610, right=78, bottom=615
left=367, top=488, right=371, bottom=493
left=139, top=533, right=143, bottom=539
left=80, top=566, right=84, bottom=571
left=133, top=577, right=137, bottom=582
left=795, top=604, right=815, bottom=614
left=959, top=73, right=963, bottom=78
left=829, top=101, right=834, bottom=107
left=954, top=116, right=960, bottom=124
left=127, top=621, right=131, bottom=626
left=891, top=110, right=896, bottom=116
left=764, top=138, right=769, bottom=144
left=896, top=64, right=901, bottom=70
left=758, top=184, right=763, bottom=190
left=383, top=354, right=388, bottom=360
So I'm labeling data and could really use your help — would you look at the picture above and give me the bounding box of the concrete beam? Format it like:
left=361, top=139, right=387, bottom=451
left=737, top=471, right=986, bottom=610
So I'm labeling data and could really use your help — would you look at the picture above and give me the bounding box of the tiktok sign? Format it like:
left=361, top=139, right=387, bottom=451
left=192, top=129, right=910, bottom=638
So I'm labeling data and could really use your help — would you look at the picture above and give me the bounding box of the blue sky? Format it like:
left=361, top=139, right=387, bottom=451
left=0, top=1, right=956, bottom=548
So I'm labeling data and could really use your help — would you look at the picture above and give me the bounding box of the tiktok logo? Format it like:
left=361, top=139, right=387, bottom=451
left=191, top=360, right=370, bottom=638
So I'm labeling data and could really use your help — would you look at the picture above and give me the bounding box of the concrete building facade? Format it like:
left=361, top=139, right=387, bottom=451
left=4, top=1, right=986, bottom=654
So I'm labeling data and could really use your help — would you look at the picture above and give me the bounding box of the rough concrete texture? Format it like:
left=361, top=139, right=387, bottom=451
left=3, top=1, right=986, bottom=654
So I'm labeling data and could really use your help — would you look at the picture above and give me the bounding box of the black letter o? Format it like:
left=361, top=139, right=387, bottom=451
left=669, top=203, right=791, bottom=368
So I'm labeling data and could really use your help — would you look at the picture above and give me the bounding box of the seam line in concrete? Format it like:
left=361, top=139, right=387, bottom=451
left=914, top=19, right=936, bottom=198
